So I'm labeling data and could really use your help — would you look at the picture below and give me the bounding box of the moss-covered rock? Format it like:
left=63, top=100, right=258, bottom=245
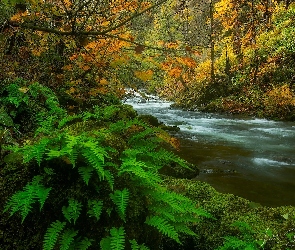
left=163, top=177, right=295, bottom=250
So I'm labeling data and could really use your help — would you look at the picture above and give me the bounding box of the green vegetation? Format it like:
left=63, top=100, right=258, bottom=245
left=1, top=0, right=294, bottom=249
left=1, top=80, right=210, bottom=249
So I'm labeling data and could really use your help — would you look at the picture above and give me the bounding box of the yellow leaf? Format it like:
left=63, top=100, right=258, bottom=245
left=100, top=78, right=108, bottom=85
left=134, top=70, right=153, bottom=81
left=19, top=87, right=29, bottom=93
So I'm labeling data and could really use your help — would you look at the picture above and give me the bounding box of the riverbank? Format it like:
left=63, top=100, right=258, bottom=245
left=163, top=177, right=295, bottom=249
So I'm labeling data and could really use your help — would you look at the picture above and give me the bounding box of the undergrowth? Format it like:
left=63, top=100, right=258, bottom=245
left=2, top=79, right=211, bottom=250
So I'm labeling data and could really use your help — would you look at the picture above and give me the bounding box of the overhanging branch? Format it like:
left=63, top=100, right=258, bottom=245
left=8, top=0, right=169, bottom=37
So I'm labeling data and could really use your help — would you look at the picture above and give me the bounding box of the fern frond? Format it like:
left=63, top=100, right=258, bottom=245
left=75, top=237, right=93, bottom=250
left=130, top=239, right=150, bottom=250
left=150, top=190, right=201, bottom=215
left=43, top=220, right=66, bottom=250
left=82, top=141, right=108, bottom=179
left=110, top=227, right=125, bottom=250
left=149, top=205, right=176, bottom=222
left=78, top=166, right=94, bottom=185
left=87, top=200, right=103, bottom=221
left=100, top=237, right=112, bottom=250
left=58, top=114, right=82, bottom=129
left=102, top=105, right=121, bottom=120
left=62, top=199, right=82, bottom=225
left=36, top=185, right=51, bottom=211
left=145, top=216, right=180, bottom=243
left=150, top=148, right=190, bottom=169
left=44, top=167, right=55, bottom=175
left=59, top=229, right=78, bottom=250
left=174, top=224, right=196, bottom=236
left=104, top=170, right=114, bottom=190
left=110, top=189, right=129, bottom=222
left=128, top=128, right=155, bottom=144
left=119, top=158, right=161, bottom=185
left=4, top=176, right=51, bottom=222
left=64, top=134, right=82, bottom=167
left=23, top=137, right=50, bottom=165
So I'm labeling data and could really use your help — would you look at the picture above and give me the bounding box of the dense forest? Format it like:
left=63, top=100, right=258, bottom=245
left=0, top=0, right=295, bottom=249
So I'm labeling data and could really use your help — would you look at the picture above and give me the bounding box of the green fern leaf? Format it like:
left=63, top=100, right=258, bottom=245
left=44, top=167, right=55, bottom=175
left=59, top=229, right=78, bottom=250
left=130, top=239, right=150, bottom=250
left=64, top=134, right=81, bottom=167
left=102, top=105, right=120, bottom=120
left=87, top=200, right=103, bottom=221
left=75, top=237, right=93, bottom=250
left=62, top=198, right=82, bottom=224
left=58, top=114, right=82, bottom=129
left=110, top=227, right=125, bottom=250
left=78, top=166, right=94, bottom=185
left=174, top=224, right=196, bottom=236
left=23, top=137, right=50, bottom=165
left=43, top=220, right=66, bottom=250
left=128, top=128, right=155, bottom=144
left=110, top=189, right=129, bottom=222
left=36, top=186, right=51, bottom=211
left=4, top=176, right=51, bottom=222
left=104, top=170, right=114, bottom=190
left=100, top=237, right=112, bottom=250
left=82, top=141, right=108, bottom=179
left=145, top=216, right=180, bottom=243
left=119, top=158, right=161, bottom=185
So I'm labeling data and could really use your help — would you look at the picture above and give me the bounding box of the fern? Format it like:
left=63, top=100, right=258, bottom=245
left=43, top=220, right=66, bottom=250
left=4, top=175, right=51, bottom=222
left=62, top=198, right=82, bottom=225
left=129, top=239, right=150, bottom=250
left=23, top=137, right=50, bottom=165
left=58, top=114, right=82, bottom=129
left=75, top=237, right=93, bottom=250
left=149, top=148, right=191, bottom=169
left=64, top=134, right=81, bottom=167
left=82, top=141, right=108, bottom=179
left=119, top=157, right=162, bottom=185
left=173, top=224, right=197, bottom=236
left=78, top=166, right=94, bottom=185
left=87, top=200, right=103, bottom=221
left=104, top=169, right=115, bottom=190
left=110, top=227, right=125, bottom=250
left=145, top=216, right=180, bottom=244
left=128, top=128, right=155, bottom=144
left=218, top=236, right=257, bottom=250
left=100, top=236, right=112, bottom=250
left=102, top=105, right=121, bottom=120
left=110, top=189, right=129, bottom=222
left=2, top=80, right=29, bottom=107
left=59, top=229, right=78, bottom=250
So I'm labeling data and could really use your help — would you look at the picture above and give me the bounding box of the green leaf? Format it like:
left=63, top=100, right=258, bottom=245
left=87, top=200, right=103, bottom=221
left=110, top=189, right=129, bottom=222
left=59, top=229, right=78, bottom=250
left=43, top=220, right=66, bottom=250
left=110, top=227, right=125, bottom=250
left=78, top=166, right=94, bottom=185
left=62, top=198, right=82, bottom=225
left=130, top=239, right=150, bottom=250
left=76, top=237, right=93, bottom=250
left=145, top=216, right=180, bottom=243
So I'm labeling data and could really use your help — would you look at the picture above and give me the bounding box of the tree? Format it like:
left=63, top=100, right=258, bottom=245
left=0, top=0, right=169, bottom=99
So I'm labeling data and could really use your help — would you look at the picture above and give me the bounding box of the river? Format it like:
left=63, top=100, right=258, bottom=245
left=124, top=92, right=295, bottom=207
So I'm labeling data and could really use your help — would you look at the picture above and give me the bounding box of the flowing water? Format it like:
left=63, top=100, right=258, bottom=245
left=124, top=93, right=295, bottom=207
